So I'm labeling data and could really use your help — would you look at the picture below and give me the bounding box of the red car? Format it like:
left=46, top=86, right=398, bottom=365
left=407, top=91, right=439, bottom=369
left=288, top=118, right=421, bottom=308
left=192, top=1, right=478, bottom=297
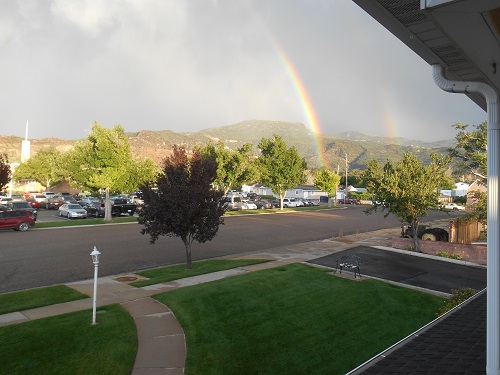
left=26, top=197, right=41, bottom=209
left=0, top=210, right=36, bottom=231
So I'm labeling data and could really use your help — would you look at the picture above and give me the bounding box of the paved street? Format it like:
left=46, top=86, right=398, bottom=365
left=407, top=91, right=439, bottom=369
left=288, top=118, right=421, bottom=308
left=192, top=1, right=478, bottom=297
left=0, top=206, right=463, bottom=293
left=309, top=246, right=486, bottom=294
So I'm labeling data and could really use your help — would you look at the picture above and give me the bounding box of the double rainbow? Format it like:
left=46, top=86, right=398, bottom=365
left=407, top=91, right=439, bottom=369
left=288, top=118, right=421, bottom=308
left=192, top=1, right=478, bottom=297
left=277, top=47, right=327, bottom=168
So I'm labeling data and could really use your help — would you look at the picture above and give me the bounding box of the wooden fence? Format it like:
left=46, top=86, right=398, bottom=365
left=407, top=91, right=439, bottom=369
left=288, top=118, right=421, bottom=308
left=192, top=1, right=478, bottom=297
left=449, top=219, right=484, bottom=244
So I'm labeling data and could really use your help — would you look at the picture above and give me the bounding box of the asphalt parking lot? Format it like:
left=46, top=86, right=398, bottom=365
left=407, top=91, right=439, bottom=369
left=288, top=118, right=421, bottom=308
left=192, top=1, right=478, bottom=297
left=308, top=246, right=487, bottom=294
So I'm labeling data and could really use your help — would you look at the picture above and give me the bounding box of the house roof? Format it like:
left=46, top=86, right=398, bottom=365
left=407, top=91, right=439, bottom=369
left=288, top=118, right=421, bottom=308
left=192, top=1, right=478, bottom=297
left=350, top=290, right=486, bottom=374
left=353, top=0, right=500, bottom=110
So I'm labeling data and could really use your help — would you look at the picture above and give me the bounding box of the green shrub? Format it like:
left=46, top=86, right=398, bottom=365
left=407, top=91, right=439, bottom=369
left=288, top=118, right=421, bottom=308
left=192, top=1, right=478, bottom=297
left=437, top=288, right=477, bottom=316
left=436, top=251, right=462, bottom=260
left=405, top=245, right=414, bottom=251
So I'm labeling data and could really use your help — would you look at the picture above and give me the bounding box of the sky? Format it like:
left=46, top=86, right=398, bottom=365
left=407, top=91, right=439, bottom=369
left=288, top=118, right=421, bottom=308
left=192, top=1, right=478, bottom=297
left=0, top=0, right=487, bottom=142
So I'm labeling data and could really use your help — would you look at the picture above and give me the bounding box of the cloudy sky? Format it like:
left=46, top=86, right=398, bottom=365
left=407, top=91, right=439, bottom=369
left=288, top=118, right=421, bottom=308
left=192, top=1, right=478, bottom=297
left=0, top=0, right=486, bottom=142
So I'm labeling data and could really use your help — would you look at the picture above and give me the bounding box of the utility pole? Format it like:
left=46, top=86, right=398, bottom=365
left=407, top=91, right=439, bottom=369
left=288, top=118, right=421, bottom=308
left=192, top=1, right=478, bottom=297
left=344, top=154, right=348, bottom=206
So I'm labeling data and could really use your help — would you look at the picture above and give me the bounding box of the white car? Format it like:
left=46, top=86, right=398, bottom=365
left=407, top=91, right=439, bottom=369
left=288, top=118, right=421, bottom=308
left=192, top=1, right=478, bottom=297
left=241, top=200, right=257, bottom=210
left=59, top=203, right=88, bottom=219
left=282, top=198, right=297, bottom=208
left=443, top=202, right=466, bottom=211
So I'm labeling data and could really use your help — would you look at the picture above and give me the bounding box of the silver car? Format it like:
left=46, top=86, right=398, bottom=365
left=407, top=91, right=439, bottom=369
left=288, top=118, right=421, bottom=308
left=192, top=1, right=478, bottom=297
left=59, top=203, right=88, bottom=219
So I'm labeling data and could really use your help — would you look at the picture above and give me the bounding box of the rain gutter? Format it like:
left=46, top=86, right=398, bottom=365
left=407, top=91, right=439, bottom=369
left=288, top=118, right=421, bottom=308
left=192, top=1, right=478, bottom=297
left=433, top=63, right=500, bottom=375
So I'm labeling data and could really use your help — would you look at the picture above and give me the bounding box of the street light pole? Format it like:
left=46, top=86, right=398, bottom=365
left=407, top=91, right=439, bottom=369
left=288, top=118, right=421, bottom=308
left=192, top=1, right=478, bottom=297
left=90, top=246, right=101, bottom=325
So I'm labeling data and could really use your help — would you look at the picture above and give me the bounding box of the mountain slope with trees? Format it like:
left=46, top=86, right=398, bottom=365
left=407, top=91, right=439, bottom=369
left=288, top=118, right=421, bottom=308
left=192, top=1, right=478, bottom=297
left=1, top=120, right=453, bottom=170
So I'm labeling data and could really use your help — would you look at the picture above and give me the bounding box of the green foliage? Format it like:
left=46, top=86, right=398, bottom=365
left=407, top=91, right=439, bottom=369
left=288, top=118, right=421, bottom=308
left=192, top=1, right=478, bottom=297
left=448, top=122, right=487, bottom=181
left=199, top=141, right=257, bottom=194
left=257, top=134, right=307, bottom=209
left=436, top=252, right=462, bottom=260
left=67, top=122, right=156, bottom=219
left=314, top=168, right=340, bottom=197
left=364, top=152, right=448, bottom=252
left=139, top=145, right=225, bottom=269
left=454, top=195, right=467, bottom=204
left=437, top=288, right=477, bottom=316
left=0, top=153, right=11, bottom=192
left=13, top=148, right=65, bottom=190
left=340, top=168, right=365, bottom=187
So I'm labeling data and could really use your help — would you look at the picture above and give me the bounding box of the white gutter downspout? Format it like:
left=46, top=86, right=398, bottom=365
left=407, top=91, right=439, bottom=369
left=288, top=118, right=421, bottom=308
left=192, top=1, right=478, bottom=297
left=433, top=64, right=500, bottom=375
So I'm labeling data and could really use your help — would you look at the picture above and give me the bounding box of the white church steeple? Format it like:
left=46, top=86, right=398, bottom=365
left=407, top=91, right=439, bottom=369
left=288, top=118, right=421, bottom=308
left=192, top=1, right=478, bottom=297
left=21, top=120, right=30, bottom=163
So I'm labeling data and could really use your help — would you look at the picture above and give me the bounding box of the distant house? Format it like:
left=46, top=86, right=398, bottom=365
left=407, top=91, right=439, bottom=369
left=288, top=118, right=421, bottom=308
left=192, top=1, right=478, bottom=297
left=243, top=184, right=328, bottom=200
left=452, top=182, right=470, bottom=197
left=284, top=185, right=328, bottom=200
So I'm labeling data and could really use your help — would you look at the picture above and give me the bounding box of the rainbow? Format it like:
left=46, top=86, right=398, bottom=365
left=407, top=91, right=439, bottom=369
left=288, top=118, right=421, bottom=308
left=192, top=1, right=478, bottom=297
left=276, top=47, right=327, bottom=168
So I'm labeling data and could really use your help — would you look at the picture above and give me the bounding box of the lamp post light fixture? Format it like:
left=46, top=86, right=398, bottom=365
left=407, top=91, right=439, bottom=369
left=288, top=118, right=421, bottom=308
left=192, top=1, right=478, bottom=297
left=90, top=246, right=101, bottom=325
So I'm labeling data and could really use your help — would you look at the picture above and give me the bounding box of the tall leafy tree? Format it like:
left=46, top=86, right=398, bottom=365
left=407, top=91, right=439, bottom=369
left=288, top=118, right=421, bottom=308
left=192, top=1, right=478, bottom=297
left=448, top=121, right=487, bottom=182
left=0, top=153, right=11, bottom=193
left=67, top=122, right=156, bottom=220
left=314, top=168, right=340, bottom=207
left=364, top=152, right=446, bottom=252
left=200, top=141, right=257, bottom=194
left=13, top=149, right=65, bottom=191
left=257, top=135, right=307, bottom=210
left=139, top=145, right=225, bottom=269
left=448, top=121, right=487, bottom=223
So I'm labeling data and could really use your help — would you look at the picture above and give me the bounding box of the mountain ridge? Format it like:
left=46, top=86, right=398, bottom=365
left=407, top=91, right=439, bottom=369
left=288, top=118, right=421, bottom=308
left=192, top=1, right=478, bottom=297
left=1, top=120, right=454, bottom=170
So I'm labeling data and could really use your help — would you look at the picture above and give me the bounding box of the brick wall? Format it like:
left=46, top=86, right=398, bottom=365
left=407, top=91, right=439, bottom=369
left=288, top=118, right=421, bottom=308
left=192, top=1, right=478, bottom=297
left=391, top=237, right=486, bottom=265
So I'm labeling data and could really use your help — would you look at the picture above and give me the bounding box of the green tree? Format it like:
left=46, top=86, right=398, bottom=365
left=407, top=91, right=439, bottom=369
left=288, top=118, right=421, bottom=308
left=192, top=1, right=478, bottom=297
left=257, top=135, right=307, bottom=210
left=0, top=153, right=11, bottom=193
left=139, top=145, right=225, bottom=269
left=448, top=121, right=487, bottom=182
left=314, top=168, right=340, bottom=207
left=361, top=160, right=383, bottom=199
left=364, top=153, right=445, bottom=252
left=13, top=149, right=65, bottom=191
left=67, top=122, right=156, bottom=220
left=200, top=141, right=257, bottom=194
left=448, top=122, right=487, bottom=223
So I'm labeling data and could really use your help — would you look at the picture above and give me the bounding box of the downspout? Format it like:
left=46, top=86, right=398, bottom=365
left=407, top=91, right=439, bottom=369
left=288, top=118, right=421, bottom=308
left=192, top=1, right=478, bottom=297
left=433, top=64, right=500, bottom=375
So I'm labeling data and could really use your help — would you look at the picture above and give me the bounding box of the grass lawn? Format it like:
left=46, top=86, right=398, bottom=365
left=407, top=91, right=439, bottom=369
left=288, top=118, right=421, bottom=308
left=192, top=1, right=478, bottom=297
left=34, top=216, right=137, bottom=229
left=0, top=285, right=88, bottom=315
left=130, top=259, right=271, bottom=287
left=155, top=263, right=445, bottom=375
left=0, top=304, right=137, bottom=375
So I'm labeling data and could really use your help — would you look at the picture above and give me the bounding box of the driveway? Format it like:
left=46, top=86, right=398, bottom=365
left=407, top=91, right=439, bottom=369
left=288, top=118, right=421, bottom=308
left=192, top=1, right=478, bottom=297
left=308, top=246, right=487, bottom=294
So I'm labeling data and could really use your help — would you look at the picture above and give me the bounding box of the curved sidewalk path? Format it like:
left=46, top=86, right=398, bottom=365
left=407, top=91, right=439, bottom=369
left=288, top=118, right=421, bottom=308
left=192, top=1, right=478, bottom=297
left=0, top=238, right=343, bottom=374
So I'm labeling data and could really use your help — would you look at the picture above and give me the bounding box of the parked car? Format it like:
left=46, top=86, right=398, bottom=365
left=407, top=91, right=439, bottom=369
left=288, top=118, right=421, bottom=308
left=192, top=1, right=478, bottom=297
left=78, top=197, right=99, bottom=206
left=222, top=193, right=242, bottom=211
left=32, top=194, right=47, bottom=203
left=270, top=200, right=281, bottom=208
left=349, top=198, right=361, bottom=205
left=26, top=197, right=41, bottom=209
left=282, top=198, right=297, bottom=208
left=59, top=203, right=88, bottom=219
left=443, top=202, right=466, bottom=211
left=83, top=202, right=105, bottom=218
left=254, top=199, right=272, bottom=209
left=6, top=201, right=37, bottom=220
left=246, top=192, right=259, bottom=201
left=305, top=199, right=320, bottom=206
left=241, top=200, right=257, bottom=210
left=0, top=210, right=36, bottom=231
left=45, top=196, right=65, bottom=210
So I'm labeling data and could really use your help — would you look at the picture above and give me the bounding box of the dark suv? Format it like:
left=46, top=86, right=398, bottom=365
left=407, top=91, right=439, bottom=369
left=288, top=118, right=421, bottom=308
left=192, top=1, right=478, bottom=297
left=0, top=210, right=36, bottom=231
left=6, top=201, right=37, bottom=220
